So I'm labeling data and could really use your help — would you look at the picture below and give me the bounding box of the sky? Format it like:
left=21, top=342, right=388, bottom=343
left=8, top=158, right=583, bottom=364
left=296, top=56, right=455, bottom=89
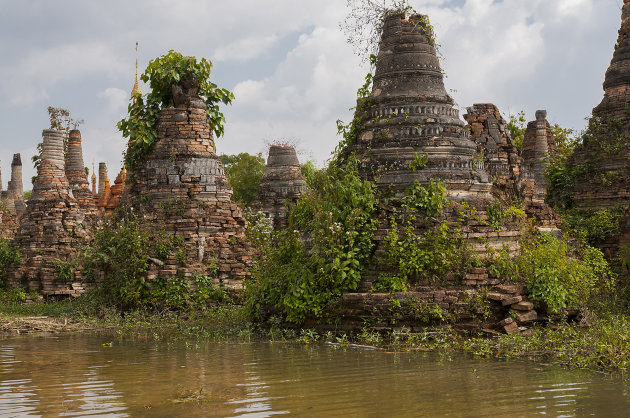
left=0, top=0, right=624, bottom=191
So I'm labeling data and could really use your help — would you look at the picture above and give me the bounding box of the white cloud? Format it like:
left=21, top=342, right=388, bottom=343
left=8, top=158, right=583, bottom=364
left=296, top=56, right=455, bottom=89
left=97, top=88, right=129, bottom=115
left=214, top=35, right=279, bottom=62
left=222, top=26, right=365, bottom=162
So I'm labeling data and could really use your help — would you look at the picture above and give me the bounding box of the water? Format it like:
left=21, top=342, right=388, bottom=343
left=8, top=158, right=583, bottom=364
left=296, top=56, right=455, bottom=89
left=1, top=333, right=629, bottom=417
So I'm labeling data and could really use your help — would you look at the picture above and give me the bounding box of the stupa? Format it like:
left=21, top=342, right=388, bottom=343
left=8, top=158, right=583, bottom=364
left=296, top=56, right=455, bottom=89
left=568, top=0, right=630, bottom=210
left=255, top=145, right=307, bottom=229
left=124, top=80, right=252, bottom=288
left=9, top=130, right=88, bottom=295
left=348, top=13, right=492, bottom=203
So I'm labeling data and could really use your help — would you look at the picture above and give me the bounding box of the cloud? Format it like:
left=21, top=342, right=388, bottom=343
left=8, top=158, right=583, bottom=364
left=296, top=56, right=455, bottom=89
left=214, top=35, right=279, bottom=62
left=221, top=26, right=365, bottom=162
left=0, top=41, right=126, bottom=107
left=97, top=88, right=129, bottom=115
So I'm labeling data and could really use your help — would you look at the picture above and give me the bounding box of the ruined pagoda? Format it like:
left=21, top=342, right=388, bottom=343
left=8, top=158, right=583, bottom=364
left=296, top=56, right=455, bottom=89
left=348, top=13, right=492, bottom=203
left=568, top=0, right=630, bottom=210
left=124, top=77, right=252, bottom=288
left=255, top=145, right=307, bottom=229
left=10, top=130, right=88, bottom=295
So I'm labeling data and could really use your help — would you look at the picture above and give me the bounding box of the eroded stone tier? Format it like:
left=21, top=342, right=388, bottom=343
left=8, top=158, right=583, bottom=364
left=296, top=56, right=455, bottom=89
left=9, top=130, right=90, bottom=296
left=348, top=13, right=492, bottom=203
left=255, top=145, right=307, bottom=229
left=124, top=94, right=252, bottom=288
left=65, top=130, right=97, bottom=215
left=569, top=0, right=630, bottom=210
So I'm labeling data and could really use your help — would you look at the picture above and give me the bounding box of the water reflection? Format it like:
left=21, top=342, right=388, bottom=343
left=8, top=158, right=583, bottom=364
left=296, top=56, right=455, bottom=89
left=0, top=333, right=628, bottom=417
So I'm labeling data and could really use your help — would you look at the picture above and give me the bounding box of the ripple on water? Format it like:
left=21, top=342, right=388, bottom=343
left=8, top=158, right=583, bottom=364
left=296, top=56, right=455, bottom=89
left=1, top=335, right=629, bottom=417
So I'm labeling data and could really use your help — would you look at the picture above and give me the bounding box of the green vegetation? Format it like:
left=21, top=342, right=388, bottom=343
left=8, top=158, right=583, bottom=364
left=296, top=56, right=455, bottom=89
left=118, top=50, right=233, bottom=174
left=506, top=111, right=526, bottom=150
left=246, top=156, right=378, bottom=323
left=489, top=232, right=615, bottom=314
left=79, top=211, right=222, bottom=311
left=219, top=152, right=266, bottom=207
left=0, top=239, right=21, bottom=289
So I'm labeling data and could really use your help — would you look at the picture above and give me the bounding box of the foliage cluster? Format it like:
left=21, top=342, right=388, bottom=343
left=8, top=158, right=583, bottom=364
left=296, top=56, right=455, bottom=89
left=562, top=207, right=624, bottom=247
left=384, top=218, right=471, bottom=286
left=119, top=51, right=233, bottom=174
left=0, top=239, right=21, bottom=289
left=489, top=232, right=615, bottom=314
left=402, top=180, right=447, bottom=216
left=383, top=182, right=474, bottom=288
left=219, top=153, right=266, bottom=207
left=80, top=211, right=221, bottom=311
left=245, top=157, right=378, bottom=323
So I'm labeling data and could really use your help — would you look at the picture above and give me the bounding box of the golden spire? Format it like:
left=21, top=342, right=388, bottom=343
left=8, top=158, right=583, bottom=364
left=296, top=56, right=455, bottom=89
left=91, top=162, right=96, bottom=180
left=131, top=42, right=142, bottom=100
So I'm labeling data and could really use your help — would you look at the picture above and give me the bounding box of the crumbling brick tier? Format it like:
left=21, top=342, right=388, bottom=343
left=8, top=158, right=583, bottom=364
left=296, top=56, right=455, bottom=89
left=9, top=130, right=91, bottom=296
left=465, top=104, right=559, bottom=230
left=254, top=145, right=307, bottom=229
left=124, top=95, right=252, bottom=288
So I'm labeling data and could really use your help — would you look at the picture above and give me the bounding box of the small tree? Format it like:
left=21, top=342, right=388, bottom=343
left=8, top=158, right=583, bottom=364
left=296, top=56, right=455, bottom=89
left=343, top=0, right=434, bottom=64
left=32, top=106, right=83, bottom=172
left=118, top=50, right=234, bottom=174
left=219, top=153, right=266, bottom=207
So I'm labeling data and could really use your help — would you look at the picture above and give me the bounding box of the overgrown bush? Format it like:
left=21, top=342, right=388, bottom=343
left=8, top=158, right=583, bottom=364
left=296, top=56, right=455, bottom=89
left=562, top=208, right=624, bottom=247
left=0, top=239, right=21, bottom=289
left=79, top=211, right=223, bottom=310
left=489, top=232, right=615, bottom=314
left=245, top=157, right=378, bottom=323
left=219, top=153, right=266, bottom=207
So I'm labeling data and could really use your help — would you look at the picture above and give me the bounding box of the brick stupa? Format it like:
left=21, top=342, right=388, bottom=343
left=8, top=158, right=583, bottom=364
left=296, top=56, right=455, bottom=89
left=255, top=145, right=307, bottom=229
left=348, top=13, right=492, bottom=202
left=124, top=81, right=252, bottom=288
left=9, top=130, right=88, bottom=295
left=568, top=0, right=630, bottom=210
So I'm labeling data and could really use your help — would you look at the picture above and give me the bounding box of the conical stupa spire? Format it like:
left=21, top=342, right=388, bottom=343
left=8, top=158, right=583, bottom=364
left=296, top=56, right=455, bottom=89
left=347, top=12, right=491, bottom=200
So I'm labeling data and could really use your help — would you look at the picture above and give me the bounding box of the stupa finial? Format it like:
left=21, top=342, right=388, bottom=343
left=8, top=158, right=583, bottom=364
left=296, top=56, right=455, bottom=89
left=131, top=42, right=142, bottom=100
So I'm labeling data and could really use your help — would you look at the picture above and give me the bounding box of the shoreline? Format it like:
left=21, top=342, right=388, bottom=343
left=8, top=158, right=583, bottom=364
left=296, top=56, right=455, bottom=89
left=1, top=305, right=628, bottom=378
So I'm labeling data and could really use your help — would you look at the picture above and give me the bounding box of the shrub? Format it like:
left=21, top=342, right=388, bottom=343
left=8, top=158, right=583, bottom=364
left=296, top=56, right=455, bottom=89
left=490, top=232, right=615, bottom=314
left=0, top=239, right=21, bottom=289
left=245, top=156, right=378, bottom=323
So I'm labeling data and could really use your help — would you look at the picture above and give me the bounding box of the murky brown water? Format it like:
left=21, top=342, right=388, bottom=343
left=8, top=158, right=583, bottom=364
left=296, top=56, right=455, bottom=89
left=1, top=333, right=629, bottom=417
